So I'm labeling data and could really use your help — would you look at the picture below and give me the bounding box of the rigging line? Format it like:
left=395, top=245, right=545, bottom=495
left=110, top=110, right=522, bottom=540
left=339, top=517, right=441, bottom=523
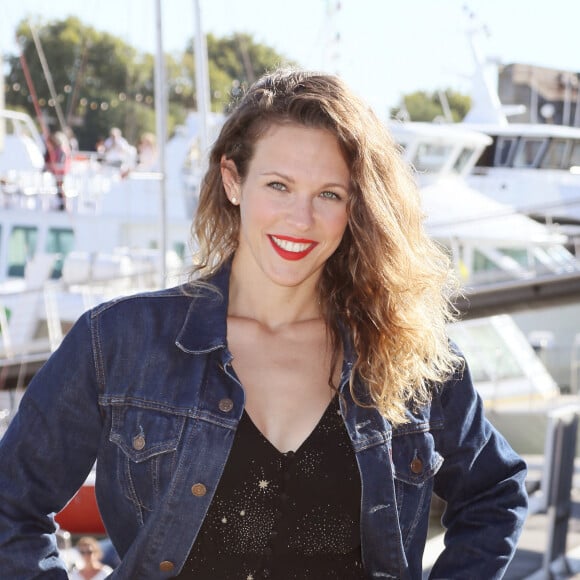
left=28, top=22, right=67, bottom=132
left=65, top=41, right=90, bottom=125
left=17, top=40, right=48, bottom=138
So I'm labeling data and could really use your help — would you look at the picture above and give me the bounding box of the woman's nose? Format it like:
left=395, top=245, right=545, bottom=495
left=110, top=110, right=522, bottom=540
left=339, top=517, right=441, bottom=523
left=286, top=195, right=314, bottom=229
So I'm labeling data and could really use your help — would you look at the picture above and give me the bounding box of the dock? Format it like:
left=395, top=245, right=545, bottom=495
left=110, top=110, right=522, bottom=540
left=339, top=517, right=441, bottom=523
left=424, top=454, right=580, bottom=579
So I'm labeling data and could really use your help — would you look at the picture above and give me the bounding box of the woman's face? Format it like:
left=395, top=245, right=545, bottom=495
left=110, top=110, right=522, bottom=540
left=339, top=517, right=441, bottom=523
left=77, top=542, right=96, bottom=560
left=222, top=123, right=350, bottom=290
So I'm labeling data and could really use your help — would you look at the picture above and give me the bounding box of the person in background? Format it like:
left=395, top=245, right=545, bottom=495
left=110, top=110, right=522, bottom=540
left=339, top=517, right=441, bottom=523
left=103, top=127, right=135, bottom=173
left=0, top=68, right=527, bottom=578
left=69, top=536, right=113, bottom=579
left=94, top=136, right=106, bottom=164
left=136, top=131, right=158, bottom=170
left=44, top=130, right=71, bottom=211
left=65, top=126, right=79, bottom=155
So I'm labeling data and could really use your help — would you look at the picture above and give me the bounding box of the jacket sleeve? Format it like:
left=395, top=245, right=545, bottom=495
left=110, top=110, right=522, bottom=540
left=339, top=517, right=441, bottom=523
left=0, top=311, right=102, bottom=578
left=429, top=357, right=528, bottom=579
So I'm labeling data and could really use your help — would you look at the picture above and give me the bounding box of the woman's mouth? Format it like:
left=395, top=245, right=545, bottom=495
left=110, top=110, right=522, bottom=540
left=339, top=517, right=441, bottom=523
left=268, top=235, right=318, bottom=261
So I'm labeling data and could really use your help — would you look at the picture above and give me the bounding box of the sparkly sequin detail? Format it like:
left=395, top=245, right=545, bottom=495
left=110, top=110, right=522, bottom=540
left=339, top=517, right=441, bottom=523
left=176, top=396, right=364, bottom=578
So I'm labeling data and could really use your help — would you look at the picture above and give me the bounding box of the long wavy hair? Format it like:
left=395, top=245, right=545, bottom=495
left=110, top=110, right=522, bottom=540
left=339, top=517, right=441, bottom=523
left=191, top=68, right=461, bottom=426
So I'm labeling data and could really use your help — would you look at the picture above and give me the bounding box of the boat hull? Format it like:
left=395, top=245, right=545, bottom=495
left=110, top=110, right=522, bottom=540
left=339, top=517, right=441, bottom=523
left=55, top=482, right=105, bottom=535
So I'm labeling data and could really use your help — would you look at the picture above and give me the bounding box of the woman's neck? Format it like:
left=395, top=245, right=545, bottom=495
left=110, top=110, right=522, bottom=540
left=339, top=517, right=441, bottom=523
left=228, top=260, right=321, bottom=330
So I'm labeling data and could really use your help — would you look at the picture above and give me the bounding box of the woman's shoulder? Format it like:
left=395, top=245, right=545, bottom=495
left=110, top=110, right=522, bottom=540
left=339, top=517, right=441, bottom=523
left=90, top=284, right=194, bottom=318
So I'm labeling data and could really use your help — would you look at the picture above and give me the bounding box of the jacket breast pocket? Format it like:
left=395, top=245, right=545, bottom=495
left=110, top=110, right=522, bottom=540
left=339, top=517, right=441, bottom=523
left=109, top=404, right=187, bottom=514
left=391, top=429, right=443, bottom=547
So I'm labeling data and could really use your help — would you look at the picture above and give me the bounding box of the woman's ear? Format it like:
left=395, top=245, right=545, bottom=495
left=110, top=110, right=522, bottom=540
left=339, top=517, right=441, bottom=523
left=220, top=156, right=241, bottom=205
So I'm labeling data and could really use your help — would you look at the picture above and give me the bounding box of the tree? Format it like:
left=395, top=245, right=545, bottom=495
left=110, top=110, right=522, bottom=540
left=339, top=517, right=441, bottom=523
left=4, top=17, right=294, bottom=150
left=390, top=89, right=472, bottom=122
left=177, top=32, right=295, bottom=112
left=6, top=16, right=158, bottom=149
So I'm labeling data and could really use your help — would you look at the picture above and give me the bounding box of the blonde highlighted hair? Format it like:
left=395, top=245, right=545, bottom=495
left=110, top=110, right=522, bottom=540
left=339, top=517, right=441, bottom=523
left=191, top=68, right=461, bottom=426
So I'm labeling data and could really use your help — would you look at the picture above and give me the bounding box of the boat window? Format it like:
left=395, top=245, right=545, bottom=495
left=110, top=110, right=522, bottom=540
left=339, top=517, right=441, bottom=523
left=7, top=226, right=38, bottom=278
left=470, top=250, right=506, bottom=284
left=494, top=137, right=517, bottom=166
left=536, top=245, right=580, bottom=273
left=541, top=139, right=570, bottom=169
left=498, top=248, right=533, bottom=270
left=512, top=138, right=545, bottom=168
left=447, top=322, right=524, bottom=382
left=474, top=139, right=495, bottom=168
left=412, top=143, right=453, bottom=173
left=472, top=249, right=501, bottom=274
left=45, top=228, right=75, bottom=279
left=469, top=248, right=526, bottom=285
left=173, top=242, right=186, bottom=261
left=568, top=141, right=580, bottom=168
left=452, top=146, right=476, bottom=174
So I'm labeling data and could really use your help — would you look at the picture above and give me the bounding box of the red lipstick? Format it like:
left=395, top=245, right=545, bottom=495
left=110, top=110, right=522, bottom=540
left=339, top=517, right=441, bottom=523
left=268, top=235, right=318, bottom=261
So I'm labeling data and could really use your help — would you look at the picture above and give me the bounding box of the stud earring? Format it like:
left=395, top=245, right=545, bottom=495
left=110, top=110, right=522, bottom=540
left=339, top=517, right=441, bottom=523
left=231, top=196, right=238, bottom=205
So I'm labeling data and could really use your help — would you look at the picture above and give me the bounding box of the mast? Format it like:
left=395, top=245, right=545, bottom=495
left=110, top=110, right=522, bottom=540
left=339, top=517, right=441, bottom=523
left=154, top=0, right=168, bottom=286
left=193, top=0, right=210, bottom=166
left=0, top=49, right=4, bottom=151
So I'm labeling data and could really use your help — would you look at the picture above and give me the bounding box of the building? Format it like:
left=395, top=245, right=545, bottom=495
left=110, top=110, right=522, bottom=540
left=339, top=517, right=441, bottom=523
left=498, top=63, right=580, bottom=126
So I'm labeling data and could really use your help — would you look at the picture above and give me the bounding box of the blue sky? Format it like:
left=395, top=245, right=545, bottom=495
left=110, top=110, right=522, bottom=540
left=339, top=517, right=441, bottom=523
left=2, top=0, right=578, bottom=119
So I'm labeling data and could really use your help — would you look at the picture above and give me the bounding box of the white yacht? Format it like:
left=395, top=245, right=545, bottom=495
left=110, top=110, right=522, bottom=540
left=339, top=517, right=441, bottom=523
left=461, top=19, right=580, bottom=239
left=450, top=19, right=580, bottom=392
left=0, top=108, right=198, bottom=381
left=389, top=120, right=580, bottom=287
left=388, top=119, right=575, bottom=404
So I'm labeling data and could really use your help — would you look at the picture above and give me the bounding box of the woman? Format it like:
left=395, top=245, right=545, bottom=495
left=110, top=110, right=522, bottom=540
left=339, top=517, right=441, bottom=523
left=70, top=537, right=113, bottom=580
left=0, top=69, right=527, bottom=578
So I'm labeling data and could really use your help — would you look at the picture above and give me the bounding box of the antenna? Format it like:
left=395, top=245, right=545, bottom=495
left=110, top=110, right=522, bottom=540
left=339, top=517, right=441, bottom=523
left=462, top=7, right=508, bottom=126
left=322, top=0, right=341, bottom=74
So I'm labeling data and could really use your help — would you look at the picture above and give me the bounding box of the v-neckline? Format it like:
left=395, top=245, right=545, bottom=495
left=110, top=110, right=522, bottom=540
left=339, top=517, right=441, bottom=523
left=243, top=395, right=337, bottom=456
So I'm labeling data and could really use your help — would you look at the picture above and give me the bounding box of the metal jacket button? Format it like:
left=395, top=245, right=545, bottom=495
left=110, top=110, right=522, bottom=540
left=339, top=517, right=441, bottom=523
left=218, top=398, right=234, bottom=412
left=159, top=561, right=174, bottom=572
left=191, top=483, right=207, bottom=497
left=132, top=434, right=146, bottom=451
left=410, top=458, right=423, bottom=474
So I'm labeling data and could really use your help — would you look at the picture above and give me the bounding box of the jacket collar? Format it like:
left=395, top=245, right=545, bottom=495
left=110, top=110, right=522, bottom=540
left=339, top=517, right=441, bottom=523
left=175, top=262, right=231, bottom=354
left=175, top=260, right=358, bottom=369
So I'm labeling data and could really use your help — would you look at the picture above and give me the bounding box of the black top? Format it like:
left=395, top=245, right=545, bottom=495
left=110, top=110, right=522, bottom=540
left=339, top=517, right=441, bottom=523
left=176, top=395, right=364, bottom=579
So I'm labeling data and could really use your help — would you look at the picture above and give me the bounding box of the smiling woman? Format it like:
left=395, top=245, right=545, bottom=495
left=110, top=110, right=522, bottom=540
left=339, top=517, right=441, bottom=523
left=0, top=67, right=527, bottom=579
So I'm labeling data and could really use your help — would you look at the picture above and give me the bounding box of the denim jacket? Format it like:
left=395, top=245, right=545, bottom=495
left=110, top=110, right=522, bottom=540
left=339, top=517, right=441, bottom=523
left=0, top=264, right=527, bottom=579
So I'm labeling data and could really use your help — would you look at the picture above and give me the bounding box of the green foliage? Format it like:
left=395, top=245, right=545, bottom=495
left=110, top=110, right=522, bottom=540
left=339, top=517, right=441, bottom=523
left=3, top=17, right=292, bottom=150
left=186, top=33, right=295, bottom=112
left=445, top=90, right=472, bottom=120
left=4, top=15, right=472, bottom=150
left=390, top=89, right=472, bottom=122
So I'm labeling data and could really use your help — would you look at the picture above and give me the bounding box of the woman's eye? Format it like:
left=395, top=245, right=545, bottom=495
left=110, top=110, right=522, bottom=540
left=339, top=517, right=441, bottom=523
left=320, top=190, right=340, bottom=200
left=268, top=181, right=286, bottom=191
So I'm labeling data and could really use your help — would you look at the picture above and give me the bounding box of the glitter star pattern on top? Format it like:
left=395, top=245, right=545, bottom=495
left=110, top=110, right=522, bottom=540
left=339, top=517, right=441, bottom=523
left=176, top=395, right=365, bottom=579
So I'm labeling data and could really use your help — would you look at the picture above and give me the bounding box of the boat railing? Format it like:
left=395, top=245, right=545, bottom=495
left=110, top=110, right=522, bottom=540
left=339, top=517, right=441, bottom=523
left=1, top=258, right=185, bottom=365
left=0, top=155, right=139, bottom=215
left=0, top=285, right=57, bottom=365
